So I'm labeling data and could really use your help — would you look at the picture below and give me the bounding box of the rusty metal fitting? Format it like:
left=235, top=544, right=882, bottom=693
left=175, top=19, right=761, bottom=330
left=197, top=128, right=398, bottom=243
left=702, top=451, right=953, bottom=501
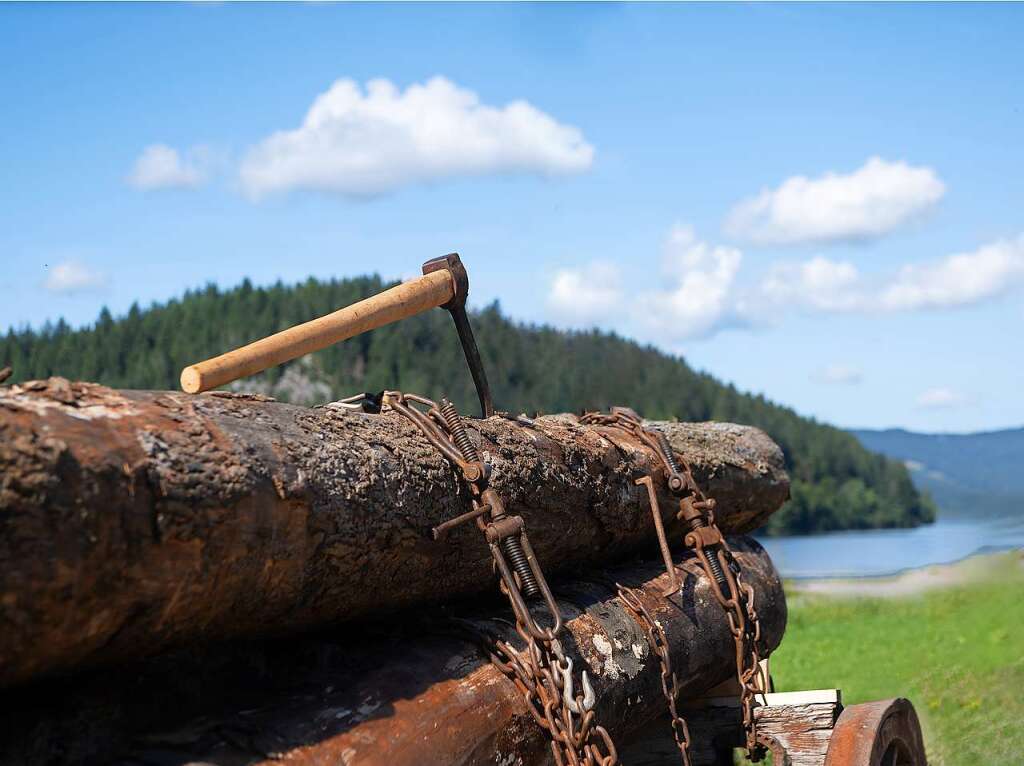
left=480, top=488, right=504, bottom=516
left=610, top=405, right=641, bottom=421
left=676, top=496, right=705, bottom=526
left=668, top=474, right=686, bottom=493
left=461, top=461, right=487, bottom=484
left=485, top=515, right=525, bottom=544
left=431, top=503, right=491, bottom=540
left=685, top=525, right=723, bottom=549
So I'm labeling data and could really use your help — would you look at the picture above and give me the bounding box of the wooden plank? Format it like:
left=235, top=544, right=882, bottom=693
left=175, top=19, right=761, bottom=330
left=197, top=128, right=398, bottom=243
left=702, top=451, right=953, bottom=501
left=624, top=690, right=843, bottom=766
left=757, top=699, right=842, bottom=766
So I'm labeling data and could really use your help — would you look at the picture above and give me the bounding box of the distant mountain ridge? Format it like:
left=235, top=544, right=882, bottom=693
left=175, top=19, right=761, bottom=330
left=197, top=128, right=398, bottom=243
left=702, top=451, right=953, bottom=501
left=1, top=274, right=935, bottom=536
left=851, top=427, right=1024, bottom=518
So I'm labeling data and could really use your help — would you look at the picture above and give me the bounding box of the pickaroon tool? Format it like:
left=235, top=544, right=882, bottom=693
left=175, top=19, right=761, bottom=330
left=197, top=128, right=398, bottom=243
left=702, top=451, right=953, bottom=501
left=180, top=253, right=494, bottom=418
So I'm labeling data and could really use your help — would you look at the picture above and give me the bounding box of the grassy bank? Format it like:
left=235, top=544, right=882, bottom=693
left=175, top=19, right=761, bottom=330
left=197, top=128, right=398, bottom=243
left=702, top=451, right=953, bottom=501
left=769, top=552, right=1024, bottom=766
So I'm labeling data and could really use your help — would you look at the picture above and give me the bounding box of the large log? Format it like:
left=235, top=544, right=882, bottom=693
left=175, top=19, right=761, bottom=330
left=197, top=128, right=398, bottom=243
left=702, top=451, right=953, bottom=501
left=0, top=378, right=789, bottom=687
left=2, top=538, right=785, bottom=766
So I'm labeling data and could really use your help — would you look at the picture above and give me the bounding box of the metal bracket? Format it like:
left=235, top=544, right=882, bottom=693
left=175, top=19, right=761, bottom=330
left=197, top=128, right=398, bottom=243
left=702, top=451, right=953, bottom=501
left=636, top=475, right=682, bottom=596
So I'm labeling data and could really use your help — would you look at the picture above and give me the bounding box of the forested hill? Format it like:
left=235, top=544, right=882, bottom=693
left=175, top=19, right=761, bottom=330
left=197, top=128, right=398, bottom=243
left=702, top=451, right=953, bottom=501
left=2, top=275, right=935, bottom=536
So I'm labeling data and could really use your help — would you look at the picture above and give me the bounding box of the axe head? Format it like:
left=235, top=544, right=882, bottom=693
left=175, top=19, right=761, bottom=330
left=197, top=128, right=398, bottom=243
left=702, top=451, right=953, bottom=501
left=422, top=253, right=468, bottom=310
left=422, top=254, right=493, bottom=419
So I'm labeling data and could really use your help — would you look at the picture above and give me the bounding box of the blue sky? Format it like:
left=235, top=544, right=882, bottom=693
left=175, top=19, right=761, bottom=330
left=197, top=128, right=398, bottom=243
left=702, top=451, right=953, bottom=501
left=2, top=3, right=1022, bottom=433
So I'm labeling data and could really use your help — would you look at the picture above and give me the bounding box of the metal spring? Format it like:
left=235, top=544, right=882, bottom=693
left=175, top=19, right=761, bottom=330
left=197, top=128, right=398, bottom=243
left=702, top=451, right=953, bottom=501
left=686, top=512, right=729, bottom=591
left=704, top=546, right=728, bottom=590
left=439, top=398, right=540, bottom=599
left=501, top=536, right=541, bottom=598
left=656, top=431, right=682, bottom=476
left=440, top=398, right=480, bottom=462
left=661, top=429, right=726, bottom=588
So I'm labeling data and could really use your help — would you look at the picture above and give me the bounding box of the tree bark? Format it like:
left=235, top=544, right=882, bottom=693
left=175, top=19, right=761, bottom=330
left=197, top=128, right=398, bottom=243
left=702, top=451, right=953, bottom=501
left=2, top=538, right=786, bottom=766
left=0, top=378, right=789, bottom=687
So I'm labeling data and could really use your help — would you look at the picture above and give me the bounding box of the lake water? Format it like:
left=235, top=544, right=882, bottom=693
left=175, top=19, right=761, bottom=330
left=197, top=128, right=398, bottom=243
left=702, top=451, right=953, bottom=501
left=757, top=515, right=1024, bottom=579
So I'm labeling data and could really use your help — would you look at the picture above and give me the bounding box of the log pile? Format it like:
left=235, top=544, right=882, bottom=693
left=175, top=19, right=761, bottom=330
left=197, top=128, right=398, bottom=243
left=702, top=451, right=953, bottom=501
left=0, top=378, right=792, bottom=764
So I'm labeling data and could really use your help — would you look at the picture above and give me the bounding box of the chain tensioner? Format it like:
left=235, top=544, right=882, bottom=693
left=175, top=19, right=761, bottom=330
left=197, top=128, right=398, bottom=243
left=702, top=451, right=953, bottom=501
left=336, top=390, right=620, bottom=765
left=581, top=407, right=770, bottom=763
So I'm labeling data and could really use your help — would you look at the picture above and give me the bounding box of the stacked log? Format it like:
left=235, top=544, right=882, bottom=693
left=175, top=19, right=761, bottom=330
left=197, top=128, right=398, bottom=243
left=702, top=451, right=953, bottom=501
left=0, top=378, right=792, bottom=764
left=0, top=378, right=788, bottom=687
left=3, top=539, right=784, bottom=766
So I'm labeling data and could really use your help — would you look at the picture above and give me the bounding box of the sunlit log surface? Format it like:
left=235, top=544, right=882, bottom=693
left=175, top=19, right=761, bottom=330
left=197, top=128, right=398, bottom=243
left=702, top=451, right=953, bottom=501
left=0, top=378, right=788, bottom=687
left=3, top=538, right=785, bottom=766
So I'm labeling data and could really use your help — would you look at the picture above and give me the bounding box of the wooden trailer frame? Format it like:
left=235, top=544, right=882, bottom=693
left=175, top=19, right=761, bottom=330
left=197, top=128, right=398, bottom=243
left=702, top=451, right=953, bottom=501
left=622, top=662, right=928, bottom=766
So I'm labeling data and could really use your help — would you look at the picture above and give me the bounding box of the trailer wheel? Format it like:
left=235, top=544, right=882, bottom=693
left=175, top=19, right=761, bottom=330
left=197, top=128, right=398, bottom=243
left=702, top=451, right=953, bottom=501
left=824, top=698, right=927, bottom=766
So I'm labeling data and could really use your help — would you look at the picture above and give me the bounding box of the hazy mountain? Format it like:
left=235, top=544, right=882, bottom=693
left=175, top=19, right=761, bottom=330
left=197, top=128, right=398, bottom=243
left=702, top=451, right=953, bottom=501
left=851, top=427, right=1024, bottom=518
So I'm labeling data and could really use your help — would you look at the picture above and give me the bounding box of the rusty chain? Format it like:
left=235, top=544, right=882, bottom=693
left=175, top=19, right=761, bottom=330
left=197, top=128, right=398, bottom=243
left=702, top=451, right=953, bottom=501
left=484, top=621, right=620, bottom=766
left=338, top=391, right=620, bottom=766
left=580, top=407, right=770, bottom=762
left=616, top=584, right=693, bottom=766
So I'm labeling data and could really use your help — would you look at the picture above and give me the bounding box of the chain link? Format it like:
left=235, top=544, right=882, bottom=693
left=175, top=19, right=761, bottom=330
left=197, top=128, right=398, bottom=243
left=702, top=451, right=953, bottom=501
left=487, top=628, right=619, bottom=766
left=348, top=390, right=620, bottom=766
left=581, top=408, right=769, bottom=762
left=616, top=584, right=693, bottom=766
left=339, top=394, right=768, bottom=762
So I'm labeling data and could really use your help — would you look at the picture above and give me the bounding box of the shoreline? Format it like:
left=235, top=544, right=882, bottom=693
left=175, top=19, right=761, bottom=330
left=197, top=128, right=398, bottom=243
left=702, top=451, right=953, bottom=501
left=758, top=513, right=1024, bottom=581
left=780, top=541, right=1024, bottom=582
left=787, top=548, right=1023, bottom=598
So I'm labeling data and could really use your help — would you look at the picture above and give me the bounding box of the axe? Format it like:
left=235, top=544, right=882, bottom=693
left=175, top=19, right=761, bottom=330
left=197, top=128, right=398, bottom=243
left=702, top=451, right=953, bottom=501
left=180, top=254, right=494, bottom=418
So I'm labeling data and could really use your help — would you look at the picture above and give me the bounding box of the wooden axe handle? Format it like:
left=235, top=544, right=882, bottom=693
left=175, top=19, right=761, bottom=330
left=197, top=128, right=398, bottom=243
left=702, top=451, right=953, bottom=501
left=180, top=270, right=455, bottom=394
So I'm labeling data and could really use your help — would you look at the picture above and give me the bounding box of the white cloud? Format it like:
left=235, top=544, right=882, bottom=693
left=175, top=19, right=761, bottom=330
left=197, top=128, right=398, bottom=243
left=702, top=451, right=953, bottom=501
left=813, top=364, right=863, bottom=385
left=547, top=261, right=623, bottom=324
left=725, top=157, right=945, bottom=246
left=880, top=234, right=1024, bottom=310
left=545, top=227, right=745, bottom=342
left=639, top=225, right=745, bottom=341
left=546, top=226, right=1024, bottom=346
left=758, top=256, right=863, bottom=312
left=127, top=144, right=206, bottom=190
left=916, top=387, right=967, bottom=409
left=239, top=76, right=594, bottom=199
left=753, top=234, right=1024, bottom=316
left=42, top=260, right=107, bottom=294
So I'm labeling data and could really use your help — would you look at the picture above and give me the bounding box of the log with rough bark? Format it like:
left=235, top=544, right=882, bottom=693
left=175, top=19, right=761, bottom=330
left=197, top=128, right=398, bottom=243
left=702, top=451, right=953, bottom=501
left=2, top=538, right=785, bottom=766
left=0, top=378, right=789, bottom=687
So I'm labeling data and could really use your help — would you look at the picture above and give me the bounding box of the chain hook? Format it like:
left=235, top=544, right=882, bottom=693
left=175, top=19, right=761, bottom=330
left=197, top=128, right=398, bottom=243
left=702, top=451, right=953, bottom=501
left=560, top=657, right=597, bottom=714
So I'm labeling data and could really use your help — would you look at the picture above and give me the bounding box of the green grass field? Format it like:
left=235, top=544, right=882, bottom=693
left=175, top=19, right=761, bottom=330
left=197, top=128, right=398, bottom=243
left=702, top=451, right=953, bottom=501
left=768, top=552, right=1024, bottom=765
